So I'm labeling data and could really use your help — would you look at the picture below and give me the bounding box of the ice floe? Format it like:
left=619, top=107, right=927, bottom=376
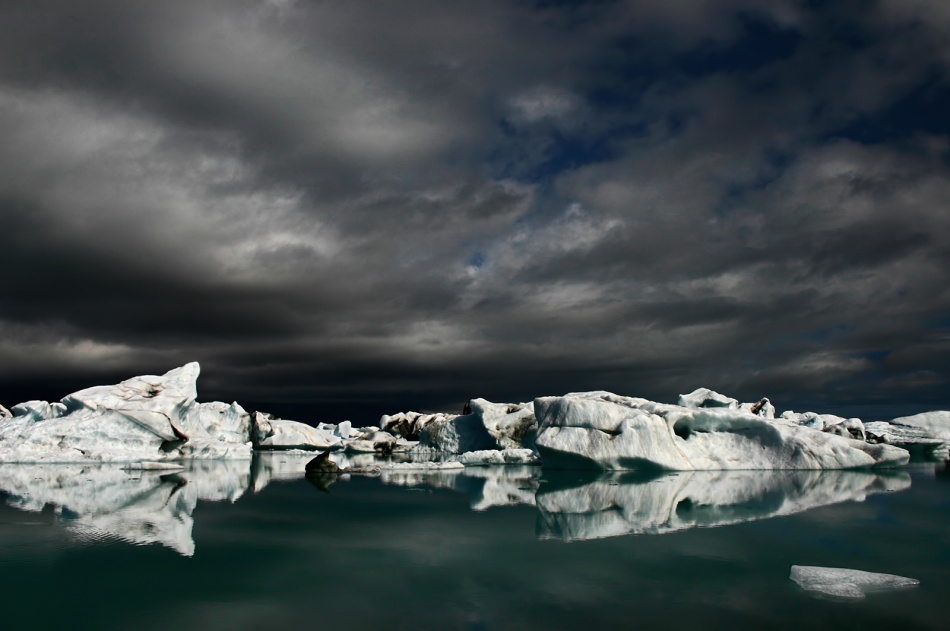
left=251, top=411, right=340, bottom=451
left=789, top=565, right=919, bottom=599
left=456, top=448, right=540, bottom=466
left=534, top=392, right=909, bottom=470
left=865, top=411, right=950, bottom=459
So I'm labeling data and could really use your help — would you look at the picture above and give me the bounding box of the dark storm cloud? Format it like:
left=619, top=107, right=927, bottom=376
left=1, top=0, right=949, bottom=422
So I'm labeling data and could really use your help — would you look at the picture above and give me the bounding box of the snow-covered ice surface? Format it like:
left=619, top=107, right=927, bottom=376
left=534, top=392, right=909, bottom=470
left=536, top=469, right=909, bottom=541
left=789, top=565, right=919, bottom=599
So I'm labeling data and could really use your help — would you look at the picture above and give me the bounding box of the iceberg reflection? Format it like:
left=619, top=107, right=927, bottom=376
left=536, top=469, right=910, bottom=541
left=0, top=457, right=916, bottom=557
left=0, top=460, right=252, bottom=557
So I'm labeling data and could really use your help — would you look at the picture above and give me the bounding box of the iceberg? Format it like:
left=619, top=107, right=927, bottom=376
left=405, top=398, right=537, bottom=454
left=789, top=565, right=919, bottom=599
left=379, top=411, right=454, bottom=440
left=469, top=399, right=537, bottom=449
left=344, top=430, right=399, bottom=454
left=865, top=411, right=950, bottom=459
left=536, top=469, right=909, bottom=541
left=456, top=448, right=540, bottom=466
left=0, top=363, right=253, bottom=462
left=534, top=391, right=909, bottom=470
left=251, top=412, right=341, bottom=450
left=418, top=412, right=497, bottom=453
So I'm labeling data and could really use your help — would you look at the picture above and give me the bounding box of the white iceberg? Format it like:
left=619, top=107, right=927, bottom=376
left=789, top=565, right=919, bottom=599
left=889, top=410, right=950, bottom=439
left=0, top=363, right=254, bottom=462
left=379, top=411, right=454, bottom=440
left=383, top=399, right=536, bottom=454
left=418, top=412, right=497, bottom=454
left=534, top=391, right=909, bottom=470
left=456, top=448, right=540, bottom=466
left=865, top=411, right=950, bottom=459
left=469, top=399, right=537, bottom=449
left=344, top=430, right=399, bottom=453
left=537, top=469, right=909, bottom=541
left=251, top=411, right=341, bottom=450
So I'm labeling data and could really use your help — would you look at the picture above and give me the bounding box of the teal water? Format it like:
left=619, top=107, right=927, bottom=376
left=0, top=457, right=947, bottom=630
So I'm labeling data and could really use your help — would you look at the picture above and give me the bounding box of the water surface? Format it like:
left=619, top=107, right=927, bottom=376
left=0, top=456, right=946, bottom=630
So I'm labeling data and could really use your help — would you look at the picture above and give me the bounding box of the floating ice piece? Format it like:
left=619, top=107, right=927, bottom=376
left=678, top=388, right=738, bottom=409
left=380, top=411, right=454, bottom=440
left=537, top=470, right=909, bottom=541
left=345, top=430, right=398, bottom=453
left=534, top=392, right=909, bottom=470
left=64, top=362, right=201, bottom=440
left=251, top=412, right=341, bottom=450
left=470, top=399, right=537, bottom=449
left=418, top=412, right=497, bottom=454
left=364, top=460, right=464, bottom=471
left=889, top=411, right=950, bottom=439
left=457, top=448, right=540, bottom=466
left=866, top=411, right=950, bottom=459
left=789, top=565, right=919, bottom=599
left=865, top=420, right=948, bottom=458
left=0, top=364, right=208, bottom=463
left=122, top=462, right=186, bottom=471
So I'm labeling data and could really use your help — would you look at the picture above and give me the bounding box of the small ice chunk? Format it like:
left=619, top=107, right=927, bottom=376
left=790, top=565, right=919, bottom=599
left=457, top=449, right=540, bottom=466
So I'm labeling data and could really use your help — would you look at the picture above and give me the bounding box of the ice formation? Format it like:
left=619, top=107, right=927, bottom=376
left=2, top=362, right=947, bottom=471
left=789, top=565, right=919, bottom=599
left=865, top=411, right=950, bottom=459
left=251, top=412, right=341, bottom=450
left=456, top=448, right=540, bottom=466
left=418, top=412, right=497, bottom=453
left=536, top=470, right=909, bottom=541
left=534, top=392, right=909, bottom=470
left=0, top=363, right=251, bottom=463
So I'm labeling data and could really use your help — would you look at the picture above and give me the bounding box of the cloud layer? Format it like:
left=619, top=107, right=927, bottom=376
left=1, top=0, right=949, bottom=421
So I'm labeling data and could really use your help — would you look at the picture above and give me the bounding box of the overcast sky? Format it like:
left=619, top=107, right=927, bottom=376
left=1, top=0, right=949, bottom=422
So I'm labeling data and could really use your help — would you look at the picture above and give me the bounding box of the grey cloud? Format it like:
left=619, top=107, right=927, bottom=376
left=0, top=0, right=948, bottom=421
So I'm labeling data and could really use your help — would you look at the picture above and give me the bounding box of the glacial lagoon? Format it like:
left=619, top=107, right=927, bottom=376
left=0, top=456, right=947, bottom=630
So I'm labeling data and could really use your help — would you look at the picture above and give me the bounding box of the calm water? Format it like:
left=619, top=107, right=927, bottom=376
left=0, top=456, right=947, bottom=630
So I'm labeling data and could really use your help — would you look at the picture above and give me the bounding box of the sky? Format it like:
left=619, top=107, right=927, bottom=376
left=1, top=0, right=949, bottom=423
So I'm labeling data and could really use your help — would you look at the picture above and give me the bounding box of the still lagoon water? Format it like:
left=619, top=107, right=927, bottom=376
left=0, top=455, right=947, bottom=630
